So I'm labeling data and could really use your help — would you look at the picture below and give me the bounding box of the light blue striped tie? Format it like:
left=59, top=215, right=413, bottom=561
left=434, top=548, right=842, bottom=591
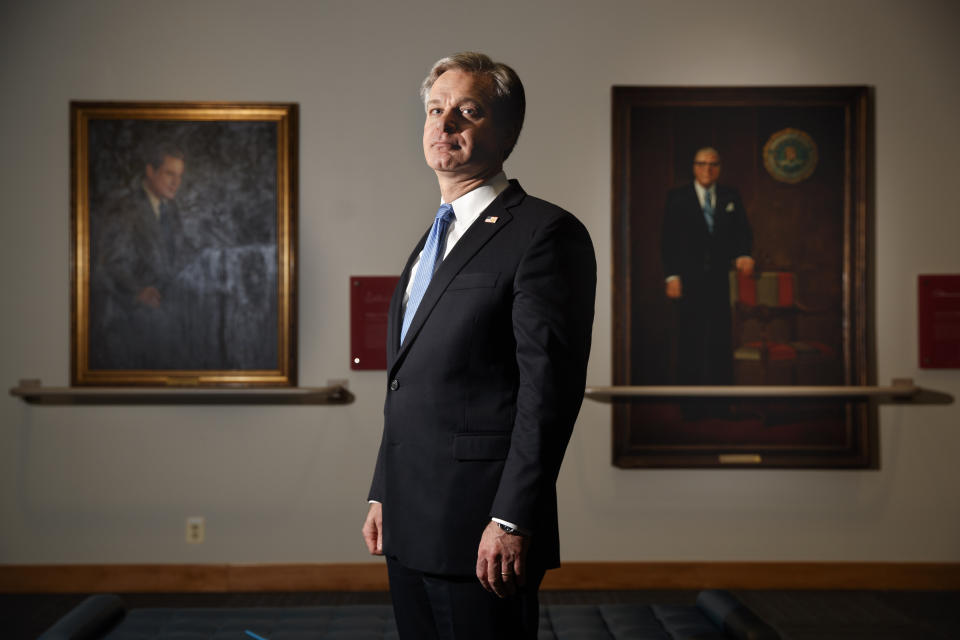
left=703, top=190, right=715, bottom=233
left=401, top=203, right=455, bottom=343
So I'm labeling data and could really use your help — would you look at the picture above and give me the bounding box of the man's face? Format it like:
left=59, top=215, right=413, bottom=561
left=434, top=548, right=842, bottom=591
left=145, top=155, right=185, bottom=200
left=692, top=150, right=721, bottom=188
left=422, top=69, right=506, bottom=179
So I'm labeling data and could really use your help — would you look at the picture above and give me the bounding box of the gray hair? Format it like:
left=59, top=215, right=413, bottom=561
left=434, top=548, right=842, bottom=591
left=420, top=52, right=526, bottom=161
left=693, top=147, right=721, bottom=163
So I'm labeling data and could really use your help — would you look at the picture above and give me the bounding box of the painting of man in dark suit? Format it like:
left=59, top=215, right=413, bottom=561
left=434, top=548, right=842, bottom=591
left=611, top=86, right=873, bottom=468
left=661, top=147, right=754, bottom=385
left=72, top=104, right=297, bottom=386
left=89, top=141, right=195, bottom=370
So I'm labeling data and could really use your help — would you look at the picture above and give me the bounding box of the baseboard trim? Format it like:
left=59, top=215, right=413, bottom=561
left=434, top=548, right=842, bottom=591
left=2, top=562, right=958, bottom=593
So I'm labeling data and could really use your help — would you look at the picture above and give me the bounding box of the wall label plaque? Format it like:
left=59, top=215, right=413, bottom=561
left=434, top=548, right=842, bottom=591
left=919, top=274, right=960, bottom=368
left=350, top=276, right=400, bottom=370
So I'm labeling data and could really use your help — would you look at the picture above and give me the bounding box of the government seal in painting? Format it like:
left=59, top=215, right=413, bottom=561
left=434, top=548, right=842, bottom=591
left=763, top=128, right=818, bottom=184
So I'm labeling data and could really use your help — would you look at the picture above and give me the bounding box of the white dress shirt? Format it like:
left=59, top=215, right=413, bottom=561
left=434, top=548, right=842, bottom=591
left=693, top=181, right=715, bottom=210
left=402, top=172, right=510, bottom=311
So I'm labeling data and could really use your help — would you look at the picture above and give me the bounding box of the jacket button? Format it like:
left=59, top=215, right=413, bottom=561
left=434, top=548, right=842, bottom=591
left=389, top=379, right=399, bottom=391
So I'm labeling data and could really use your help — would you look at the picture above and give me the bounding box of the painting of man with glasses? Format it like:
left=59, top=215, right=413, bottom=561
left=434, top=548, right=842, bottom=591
left=661, top=147, right=754, bottom=386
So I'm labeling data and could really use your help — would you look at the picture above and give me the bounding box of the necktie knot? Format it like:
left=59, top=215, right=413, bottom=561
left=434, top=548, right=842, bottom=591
left=436, top=203, right=455, bottom=224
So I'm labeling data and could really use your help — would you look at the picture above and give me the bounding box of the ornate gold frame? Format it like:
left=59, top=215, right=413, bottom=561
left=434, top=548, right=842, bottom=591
left=70, top=102, right=298, bottom=386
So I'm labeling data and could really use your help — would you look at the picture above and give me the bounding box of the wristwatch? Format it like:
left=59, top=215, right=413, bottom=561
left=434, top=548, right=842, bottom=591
left=497, top=522, right=524, bottom=536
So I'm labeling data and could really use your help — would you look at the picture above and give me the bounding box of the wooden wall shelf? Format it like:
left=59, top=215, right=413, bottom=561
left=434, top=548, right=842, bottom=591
left=9, top=380, right=354, bottom=406
left=585, top=378, right=952, bottom=404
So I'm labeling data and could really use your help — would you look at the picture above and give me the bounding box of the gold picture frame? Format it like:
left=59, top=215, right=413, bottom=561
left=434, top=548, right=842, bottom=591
left=71, top=102, right=298, bottom=386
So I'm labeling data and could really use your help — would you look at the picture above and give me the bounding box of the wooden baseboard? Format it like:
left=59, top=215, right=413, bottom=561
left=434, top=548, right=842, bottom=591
left=2, top=561, right=958, bottom=593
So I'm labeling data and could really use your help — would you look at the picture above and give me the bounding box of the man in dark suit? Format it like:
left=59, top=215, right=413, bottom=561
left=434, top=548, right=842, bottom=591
left=89, top=142, right=193, bottom=369
left=362, top=52, right=596, bottom=639
left=661, top=147, right=754, bottom=386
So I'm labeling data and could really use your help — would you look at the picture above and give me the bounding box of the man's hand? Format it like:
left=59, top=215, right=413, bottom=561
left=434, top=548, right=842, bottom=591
left=665, top=277, right=682, bottom=299
left=476, top=521, right=528, bottom=598
left=137, top=286, right=162, bottom=308
left=735, top=256, right=755, bottom=276
left=362, top=502, right=383, bottom=556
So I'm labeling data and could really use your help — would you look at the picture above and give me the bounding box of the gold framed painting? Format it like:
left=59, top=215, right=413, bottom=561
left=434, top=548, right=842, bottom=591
left=71, top=102, right=298, bottom=386
left=611, top=86, right=874, bottom=468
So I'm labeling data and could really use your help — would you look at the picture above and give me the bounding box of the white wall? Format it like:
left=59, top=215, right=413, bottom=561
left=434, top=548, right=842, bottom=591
left=1, top=0, right=958, bottom=566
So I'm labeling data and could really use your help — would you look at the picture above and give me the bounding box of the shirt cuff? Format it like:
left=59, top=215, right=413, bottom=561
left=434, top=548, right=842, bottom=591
left=491, top=517, right=531, bottom=536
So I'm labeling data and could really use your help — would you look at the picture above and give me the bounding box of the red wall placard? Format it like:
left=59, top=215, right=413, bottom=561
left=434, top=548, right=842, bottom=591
left=350, top=276, right=400, bottom=370
left=919, top=274, right=960, bottom=368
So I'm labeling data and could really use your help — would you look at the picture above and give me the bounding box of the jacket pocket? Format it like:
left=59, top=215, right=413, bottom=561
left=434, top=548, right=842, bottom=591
left=453, top=432, right=511, bottom=460
left=447, top=272, right=499, bottom=290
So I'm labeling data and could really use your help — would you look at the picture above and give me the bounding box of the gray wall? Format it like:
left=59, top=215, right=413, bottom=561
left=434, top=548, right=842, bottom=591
left=1, top=0, right=958, bottom=566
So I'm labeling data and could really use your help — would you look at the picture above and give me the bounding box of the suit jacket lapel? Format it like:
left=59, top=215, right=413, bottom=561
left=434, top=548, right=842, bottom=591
left=714, top=186, right=734, bottom=232
left=386, top=229, right=429, bottom=367
left=390, top=181, right=524, bottom=373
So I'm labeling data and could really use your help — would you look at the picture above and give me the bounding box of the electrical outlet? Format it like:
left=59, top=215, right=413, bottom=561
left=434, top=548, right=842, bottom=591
left=186, top=516, right=205, bottom=544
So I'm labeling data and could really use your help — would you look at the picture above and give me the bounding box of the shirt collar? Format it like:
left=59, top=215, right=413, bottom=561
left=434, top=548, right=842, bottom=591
left=694, top=182, right=717, bottom=209
left=142, top=182, right=164, bottom=219
left=444, top=172, right=509, bottom=227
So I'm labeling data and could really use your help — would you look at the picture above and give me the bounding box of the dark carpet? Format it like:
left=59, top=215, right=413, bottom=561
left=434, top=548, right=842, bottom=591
left=3, top=589, right=958, bottom=640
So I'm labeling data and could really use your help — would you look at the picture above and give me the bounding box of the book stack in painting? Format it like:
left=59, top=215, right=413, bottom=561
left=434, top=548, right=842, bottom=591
left=730, top=271, right=796, bottom=307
